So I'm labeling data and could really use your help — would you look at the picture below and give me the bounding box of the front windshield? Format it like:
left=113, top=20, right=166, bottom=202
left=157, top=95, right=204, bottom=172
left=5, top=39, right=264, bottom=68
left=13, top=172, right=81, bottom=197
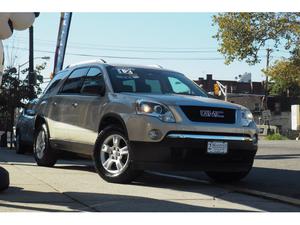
left=106, top=66, right=207, bottom=97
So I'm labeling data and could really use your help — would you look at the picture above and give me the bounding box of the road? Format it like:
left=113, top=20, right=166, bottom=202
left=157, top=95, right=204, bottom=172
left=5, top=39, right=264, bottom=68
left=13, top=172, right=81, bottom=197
left=171, top=140, right=300, bottom=200
left=0, top=140, right=299, bottom=212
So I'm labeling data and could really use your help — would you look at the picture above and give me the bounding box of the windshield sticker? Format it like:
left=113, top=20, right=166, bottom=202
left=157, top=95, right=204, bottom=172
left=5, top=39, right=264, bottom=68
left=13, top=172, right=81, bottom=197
left=117, top=68, right=134, bottom=74
left=116, top=68, right=139, bottom=79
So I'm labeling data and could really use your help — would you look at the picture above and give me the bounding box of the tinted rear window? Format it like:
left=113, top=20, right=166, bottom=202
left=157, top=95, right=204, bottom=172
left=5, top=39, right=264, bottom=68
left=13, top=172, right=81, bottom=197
left=43, top=70, right=69, bottom=95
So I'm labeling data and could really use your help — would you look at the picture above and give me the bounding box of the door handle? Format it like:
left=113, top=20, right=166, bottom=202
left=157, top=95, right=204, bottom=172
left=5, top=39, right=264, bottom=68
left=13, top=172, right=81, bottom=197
left=72, top=102, right=78, bottom=108
left=52, top=102, right=57, bottom=106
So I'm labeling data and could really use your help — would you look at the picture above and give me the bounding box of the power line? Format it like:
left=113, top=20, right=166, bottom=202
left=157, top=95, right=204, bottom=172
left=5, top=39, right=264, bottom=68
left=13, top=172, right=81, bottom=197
left=4, top=45, right=225, bottom=61
left=12, top=38, right=293, bottom=56
left=3, top=44, right=288, bottom=63
left=13, top=35, right=295, bottom=56
left=13, top=36, right=217, bottom=51
left=12, top=39, right=219, bottom=53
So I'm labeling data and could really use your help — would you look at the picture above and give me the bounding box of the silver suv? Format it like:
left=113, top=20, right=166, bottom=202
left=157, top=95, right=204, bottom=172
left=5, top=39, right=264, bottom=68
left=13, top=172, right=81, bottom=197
left=28, top=60, right=258, bottom=183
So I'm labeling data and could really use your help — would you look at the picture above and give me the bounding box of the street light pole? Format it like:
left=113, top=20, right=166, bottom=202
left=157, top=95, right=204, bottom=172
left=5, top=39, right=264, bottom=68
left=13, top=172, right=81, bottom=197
left=28, top=26, right=34, bottom=100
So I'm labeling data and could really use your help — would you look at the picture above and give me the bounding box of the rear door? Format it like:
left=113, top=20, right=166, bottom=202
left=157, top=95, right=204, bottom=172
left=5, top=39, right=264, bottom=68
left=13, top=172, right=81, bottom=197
left=38, top=70, right=69, bottom=139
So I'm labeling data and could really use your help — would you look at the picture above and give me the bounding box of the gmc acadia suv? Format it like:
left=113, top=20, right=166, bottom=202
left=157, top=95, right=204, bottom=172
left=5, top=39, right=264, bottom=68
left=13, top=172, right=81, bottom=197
left=20, top=60, right=258, bottom=183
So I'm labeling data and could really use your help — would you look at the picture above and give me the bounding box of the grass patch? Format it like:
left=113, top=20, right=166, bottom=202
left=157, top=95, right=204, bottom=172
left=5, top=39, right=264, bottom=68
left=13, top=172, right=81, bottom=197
left=265, top=133, right=288, bottom=140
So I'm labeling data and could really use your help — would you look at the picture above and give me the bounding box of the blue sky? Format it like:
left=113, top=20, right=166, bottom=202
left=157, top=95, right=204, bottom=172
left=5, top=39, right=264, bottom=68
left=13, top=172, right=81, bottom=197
left=3, top=13, right=291, bottom=87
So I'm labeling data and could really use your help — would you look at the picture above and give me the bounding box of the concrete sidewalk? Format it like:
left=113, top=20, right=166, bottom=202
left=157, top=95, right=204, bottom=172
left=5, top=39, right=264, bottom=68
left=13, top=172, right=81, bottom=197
left=0, top=148, right=300, bottom=212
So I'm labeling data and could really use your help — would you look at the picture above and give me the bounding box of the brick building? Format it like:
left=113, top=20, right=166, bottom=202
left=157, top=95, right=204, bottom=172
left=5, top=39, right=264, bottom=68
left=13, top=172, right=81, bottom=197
left=194, top=74, right=300, bottom=136
left=195, top=74, right=265, bottom=95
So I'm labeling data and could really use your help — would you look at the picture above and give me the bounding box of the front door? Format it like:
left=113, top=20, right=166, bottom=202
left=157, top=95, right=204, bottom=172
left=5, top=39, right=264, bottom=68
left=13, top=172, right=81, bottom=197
left=68, top=67, right=106, bottom=155
left=50, top=67, right=89, bottom=152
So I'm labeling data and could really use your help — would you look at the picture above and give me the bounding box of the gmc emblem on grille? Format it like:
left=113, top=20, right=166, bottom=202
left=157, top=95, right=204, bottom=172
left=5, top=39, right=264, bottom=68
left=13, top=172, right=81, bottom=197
left=200, top=110, right=225, bottom=118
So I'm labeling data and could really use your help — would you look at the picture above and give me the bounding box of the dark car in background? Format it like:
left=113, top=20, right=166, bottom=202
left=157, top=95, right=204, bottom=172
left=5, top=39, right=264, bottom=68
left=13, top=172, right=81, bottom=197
left=15, top=99, right=38, bottom=154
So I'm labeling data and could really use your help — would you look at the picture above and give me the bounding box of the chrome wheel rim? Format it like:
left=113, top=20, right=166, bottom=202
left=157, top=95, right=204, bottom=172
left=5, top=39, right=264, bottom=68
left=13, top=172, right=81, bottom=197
left=35, top=130, right=46, bottom=159
left=100, top=134, right=129, bottom=174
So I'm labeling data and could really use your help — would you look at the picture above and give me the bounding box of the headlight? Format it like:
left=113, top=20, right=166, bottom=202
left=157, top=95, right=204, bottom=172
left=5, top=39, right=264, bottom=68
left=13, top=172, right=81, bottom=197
left=241, top=109, right=254, bottom=127
left=136, top=100, right=176, bottom=123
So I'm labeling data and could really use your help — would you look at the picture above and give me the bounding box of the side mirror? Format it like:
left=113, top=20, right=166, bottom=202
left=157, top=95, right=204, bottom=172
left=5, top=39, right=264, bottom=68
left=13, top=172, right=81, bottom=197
left=207, top=93, right=217, bottom=99
left=24, top=109, right=36, bottom=116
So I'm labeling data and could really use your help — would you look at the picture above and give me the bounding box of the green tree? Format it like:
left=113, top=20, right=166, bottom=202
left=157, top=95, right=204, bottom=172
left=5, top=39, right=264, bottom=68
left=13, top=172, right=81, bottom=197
left=213, top=13, right=300, bottom=65
left=264, top=59, right=300, bottom=96
left=213, top=13, right=300, bottom=97
left=0, top=63, right=45, bottom=142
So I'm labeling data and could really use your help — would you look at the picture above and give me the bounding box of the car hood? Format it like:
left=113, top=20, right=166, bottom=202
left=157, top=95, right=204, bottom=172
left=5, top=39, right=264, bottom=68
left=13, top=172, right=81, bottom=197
left=119, top=93, right=245, bottom=110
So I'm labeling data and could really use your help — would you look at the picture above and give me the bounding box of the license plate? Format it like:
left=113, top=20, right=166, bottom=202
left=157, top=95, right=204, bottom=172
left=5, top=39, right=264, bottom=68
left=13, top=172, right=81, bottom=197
left=207, top=141, right=228, bottom=154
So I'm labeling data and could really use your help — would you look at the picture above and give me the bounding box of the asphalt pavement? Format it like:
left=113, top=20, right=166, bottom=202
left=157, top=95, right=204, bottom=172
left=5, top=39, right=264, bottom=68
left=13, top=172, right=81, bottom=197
left=171, top=140, right=300, bottom=200
left=0, top=140, right=299, bottom=212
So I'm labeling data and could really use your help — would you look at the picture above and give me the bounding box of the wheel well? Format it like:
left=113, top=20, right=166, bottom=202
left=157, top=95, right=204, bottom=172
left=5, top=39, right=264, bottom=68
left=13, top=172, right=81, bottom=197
left=35, top=116, right=46, bottom=130
left=98, top=115, right=127, bottom=135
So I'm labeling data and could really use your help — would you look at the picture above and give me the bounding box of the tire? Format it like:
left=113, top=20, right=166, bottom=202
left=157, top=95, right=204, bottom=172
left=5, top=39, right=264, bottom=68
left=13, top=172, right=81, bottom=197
left=0, top=166, right=9, bottom=191
left=33, top=124, right=57, bottom=167
left=93, top=125, right=139, bottom=184
left=15, top=132, right=30, bottom=154
left=205, top=169, right=252, bottom=183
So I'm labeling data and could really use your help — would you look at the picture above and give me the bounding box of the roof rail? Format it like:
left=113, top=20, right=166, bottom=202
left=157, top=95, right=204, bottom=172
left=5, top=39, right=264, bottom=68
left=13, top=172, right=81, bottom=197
left=148, top=64, right=163, bottom=69
left=65, top=59, right=107, bottom=69
left=99, top=59, right=107, bottom=63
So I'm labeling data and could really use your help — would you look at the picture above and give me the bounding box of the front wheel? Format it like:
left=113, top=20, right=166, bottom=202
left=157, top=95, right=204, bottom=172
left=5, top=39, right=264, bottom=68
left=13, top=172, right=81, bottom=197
left=205, top=169, right=252, bottom=183
left=93, top=125, right=139, bottom=183
left=33, top=124, right=57, bottom=167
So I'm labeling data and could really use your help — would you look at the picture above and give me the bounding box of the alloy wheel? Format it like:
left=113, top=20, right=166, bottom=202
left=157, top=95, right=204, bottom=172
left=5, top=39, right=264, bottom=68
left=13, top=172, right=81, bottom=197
left=100, top=134, right=129, bottom=174
left=35, top=130, right=46, bottom=159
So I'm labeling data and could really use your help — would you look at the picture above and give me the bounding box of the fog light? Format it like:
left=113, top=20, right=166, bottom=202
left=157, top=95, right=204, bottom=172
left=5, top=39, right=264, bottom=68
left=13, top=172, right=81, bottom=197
left=148, top=129, right=162, bottom=140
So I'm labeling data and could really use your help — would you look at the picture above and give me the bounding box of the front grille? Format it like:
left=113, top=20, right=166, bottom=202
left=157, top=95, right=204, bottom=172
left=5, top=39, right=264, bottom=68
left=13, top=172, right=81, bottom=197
left=180, top=105, right=236, bottom=124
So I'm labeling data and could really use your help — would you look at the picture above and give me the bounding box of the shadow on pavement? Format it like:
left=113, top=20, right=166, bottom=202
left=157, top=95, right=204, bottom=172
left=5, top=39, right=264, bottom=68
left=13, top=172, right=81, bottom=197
left=1, top=148, right=300, bottom=212
left=0, top=186, right=247, bottom=212
left=173, top=166, right=300, bottom=201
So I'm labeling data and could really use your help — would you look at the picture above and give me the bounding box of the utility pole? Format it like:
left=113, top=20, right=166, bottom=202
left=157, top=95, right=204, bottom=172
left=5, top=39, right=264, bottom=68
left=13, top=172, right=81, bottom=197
left=264, top=48, right=272, bottom=133
left=28, top=26, right=35, bottom=100
left=264, top=48, right=272, bottom=110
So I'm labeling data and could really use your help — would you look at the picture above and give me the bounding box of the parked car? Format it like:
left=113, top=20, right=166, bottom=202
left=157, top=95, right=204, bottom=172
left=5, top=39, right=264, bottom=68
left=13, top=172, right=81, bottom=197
left=26, top=60, right=258, bottom=183
left=15, top=99, right=38, bottom=154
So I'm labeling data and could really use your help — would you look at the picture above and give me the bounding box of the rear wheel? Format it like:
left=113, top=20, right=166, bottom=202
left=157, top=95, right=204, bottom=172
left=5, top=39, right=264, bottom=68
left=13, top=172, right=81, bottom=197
left=15, top=133, right=30, bottom=154
left=93, top=125, right=139, bottom=183
left=33, top=124, right=57, bottom=167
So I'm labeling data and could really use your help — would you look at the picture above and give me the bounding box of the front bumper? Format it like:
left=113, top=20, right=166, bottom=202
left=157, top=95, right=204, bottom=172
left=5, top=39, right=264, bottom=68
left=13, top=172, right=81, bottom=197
left=130, top=133, right=257, bottom=172
left=125, top=114, right=258, bottom=143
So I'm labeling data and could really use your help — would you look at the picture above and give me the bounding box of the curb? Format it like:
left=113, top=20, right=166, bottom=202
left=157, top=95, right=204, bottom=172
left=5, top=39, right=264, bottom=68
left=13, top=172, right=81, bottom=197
left=149, top=171, right=300, bottom=207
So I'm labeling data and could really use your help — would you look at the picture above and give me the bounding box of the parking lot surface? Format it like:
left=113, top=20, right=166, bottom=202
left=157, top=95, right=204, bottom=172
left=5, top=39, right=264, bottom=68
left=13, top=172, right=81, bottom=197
left=0, top=140, right=300, bottom=212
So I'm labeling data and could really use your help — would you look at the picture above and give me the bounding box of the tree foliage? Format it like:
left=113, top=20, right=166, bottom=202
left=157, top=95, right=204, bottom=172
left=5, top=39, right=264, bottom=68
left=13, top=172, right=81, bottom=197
left=0, top=63, right=45, bottom=131
left=213, top=13, right=300, bottom=97
left=213, top=13, right=300, bottom=65
left=264, top=59, right=300, bottom=97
